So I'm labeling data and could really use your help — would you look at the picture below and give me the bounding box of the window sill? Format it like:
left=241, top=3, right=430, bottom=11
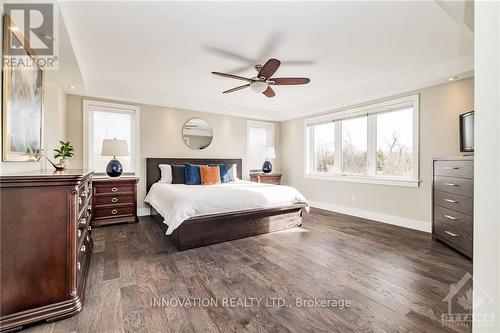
left=304, top=173, right=420, bottom=188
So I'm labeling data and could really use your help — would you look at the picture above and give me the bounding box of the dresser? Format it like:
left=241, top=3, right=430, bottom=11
left=432, top=156, right=473, bottom=258
left=92, top=177, right=139, bottom=227
left=0, top=170, right=93, bottom=332
left=250, top=173, right=282, bottom=185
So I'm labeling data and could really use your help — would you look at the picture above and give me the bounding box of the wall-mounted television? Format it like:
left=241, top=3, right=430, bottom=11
left=459, top=111, right=474, bottom=153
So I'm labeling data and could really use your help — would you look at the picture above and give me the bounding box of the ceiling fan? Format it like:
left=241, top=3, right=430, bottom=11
left=211, top=58, right=310, bottom=98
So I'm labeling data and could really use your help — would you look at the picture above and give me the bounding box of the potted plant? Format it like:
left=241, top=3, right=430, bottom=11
left=46, top=141, right=74, bottom=170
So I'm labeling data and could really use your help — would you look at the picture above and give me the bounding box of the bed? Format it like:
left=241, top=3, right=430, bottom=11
left=145, top=158, right=308, bottom=250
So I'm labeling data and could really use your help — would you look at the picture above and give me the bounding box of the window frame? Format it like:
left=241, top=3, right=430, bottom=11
left=247, top=120, right=275, bottom=173
left=83, top=100, right=141, bottom=176
left=305, top=94, right=419, bottom=187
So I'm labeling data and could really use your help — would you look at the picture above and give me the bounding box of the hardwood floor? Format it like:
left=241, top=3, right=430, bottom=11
left=25, top=209, right=472, bottom=333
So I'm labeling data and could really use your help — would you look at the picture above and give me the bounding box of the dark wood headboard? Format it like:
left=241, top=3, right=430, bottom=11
left=146, top=158, right=243, bottom=192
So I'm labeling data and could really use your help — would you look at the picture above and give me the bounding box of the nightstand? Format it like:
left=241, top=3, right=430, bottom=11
left=250, top=173, right=282, bottom=185
left=92, top=176, right=139, bottom=227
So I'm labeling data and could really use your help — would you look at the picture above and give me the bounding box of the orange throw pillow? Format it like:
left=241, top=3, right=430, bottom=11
left=200, top=165, right=221, bottom=185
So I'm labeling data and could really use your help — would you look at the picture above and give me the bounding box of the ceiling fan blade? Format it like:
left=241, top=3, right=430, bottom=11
left=270, top=78, right=310, bottom=85
left=262, top=86, right=275, bottom=98
left=258, top=58, right=281, bottom=79
left=223, top=84, right=250, bottom=94
left=212, top=72, right=251, bottom=82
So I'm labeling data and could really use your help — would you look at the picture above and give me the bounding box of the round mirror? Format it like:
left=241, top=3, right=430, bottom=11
left=182, top=118, right=213, bottom=150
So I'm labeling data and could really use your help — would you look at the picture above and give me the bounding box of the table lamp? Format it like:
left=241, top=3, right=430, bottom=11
left=262, top=146, right=276, bottom=173
left=101, top=139, right=129, bottom=177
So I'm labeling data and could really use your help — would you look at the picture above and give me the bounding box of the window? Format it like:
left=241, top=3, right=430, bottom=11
left=247, top=121, right=274, bottom=171
left=83, top=100, right=140, bottom=175
left=305, top=94, right=419, bottom=187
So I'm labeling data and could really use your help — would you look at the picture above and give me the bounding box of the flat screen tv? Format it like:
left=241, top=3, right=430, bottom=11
left=459, top=111, right=474, bottom=153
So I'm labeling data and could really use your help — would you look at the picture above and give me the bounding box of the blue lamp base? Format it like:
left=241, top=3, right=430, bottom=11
left=106, top=158, right=123, bottom=177
left=262, top=160, right=273, bottom=174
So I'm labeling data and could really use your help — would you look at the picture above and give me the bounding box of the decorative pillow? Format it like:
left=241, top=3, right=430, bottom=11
left=158, top=164, right=172, bottom=183
left=171, top=165, right=186, bottom=184
left=228, top=164, right=239, bottom=182
left=210, top=163, right=229, bottom=183
left=184, top=163, right=201, bottom=185
left=200, top=165, right=221, bottom=185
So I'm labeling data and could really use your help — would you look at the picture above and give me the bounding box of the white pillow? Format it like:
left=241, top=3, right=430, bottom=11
left=228, top=164, right=239, bottom=182
left=159, top=164, right=172, bottom=183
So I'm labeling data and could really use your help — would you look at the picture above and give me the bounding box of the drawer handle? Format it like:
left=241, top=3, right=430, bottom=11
left=87, top=204, right=92, bottom=211
left=77, top=262, right=81, bottom=271
left=444, top=199, right=458, bottom=203
left=444, top=167, right=459, bottom=170
left=444, top=183, right=457, bottom=186
left=111, top=209, right=118, bottom=215
left=88, top=225, right=92, bottom=232
left=80, top=245, right=86, bottom=253
left=111, top=197, right=118, bottom=203
left=86, top=235, right=90, bottom=242
left=78, top=197, right=82, bottom=205
left=444, top=214, right=457, bottom=220
left=444, top=230, right=458, bottom=237
left=111, top=187, right=118, bottom=192
left=77, top=230, right=82, bottom=238
left=79, top=218, right=86, bottom=227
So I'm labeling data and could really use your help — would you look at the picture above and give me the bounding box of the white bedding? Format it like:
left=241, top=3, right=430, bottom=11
left=144, top=180, right=308, bottom=235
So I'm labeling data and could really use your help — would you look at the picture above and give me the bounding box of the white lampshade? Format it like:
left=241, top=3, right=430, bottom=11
left=101, top=139, right=129, bottom=157
left=265, top=146, right=276, bottom=159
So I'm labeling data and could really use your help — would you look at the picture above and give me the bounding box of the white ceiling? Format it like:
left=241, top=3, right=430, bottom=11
left=58, top=1, right=474, bottom=121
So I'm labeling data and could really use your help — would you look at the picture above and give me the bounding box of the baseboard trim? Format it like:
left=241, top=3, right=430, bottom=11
left=137, top=208, right=151, bottom=217
left=308, top=200, right=431, bottom=233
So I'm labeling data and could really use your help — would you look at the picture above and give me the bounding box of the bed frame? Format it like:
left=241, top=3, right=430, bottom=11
left=146, top=158, right=307, bottom=250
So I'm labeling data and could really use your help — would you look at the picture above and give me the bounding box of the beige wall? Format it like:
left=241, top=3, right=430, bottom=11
left=0, top=71, right=67, bottom=173
left=280, top=77, right=474, bottom=228
left=65, top=95, right=281, bottom=211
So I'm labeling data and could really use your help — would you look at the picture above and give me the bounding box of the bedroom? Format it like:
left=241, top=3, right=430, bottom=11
left=0, top=1, right=499, bottom=332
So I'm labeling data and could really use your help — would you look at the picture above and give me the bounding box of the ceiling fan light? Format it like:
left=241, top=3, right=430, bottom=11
left=250, top=81, right=268, bottom=93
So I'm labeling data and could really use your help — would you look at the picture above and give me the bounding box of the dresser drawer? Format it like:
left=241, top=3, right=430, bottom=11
left=94, top=194, right=134, bottom=206
left=77, top=225, right=92, bottom=246
left=95, top=184, right=134, bottom=195
left=434, top=205, right=473, bottom=235
left=77, top=232, right=92, bottom=287
left=94, top=206, right=134, bottom=219
left=434, top=176, right=473, bottom=197
left=434, top=160, right=473, bottom=179
left=434, top=191, right=473, bottom=216
left=434, top=220, right=472, bottom=254
left=77, top=212, right=91, bottom=230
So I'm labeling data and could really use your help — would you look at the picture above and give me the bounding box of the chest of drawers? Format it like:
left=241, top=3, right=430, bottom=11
left=432, top=156, right=473, bottom=258
left=91, top=177, right=139, bottom=227
left=0, top=170, right=93, bottom=331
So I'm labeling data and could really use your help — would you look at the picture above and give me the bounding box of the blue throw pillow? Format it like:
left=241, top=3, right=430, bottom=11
left=210, top=163, right=229, bottom=183
left=184, top=163, right=201, bottom=185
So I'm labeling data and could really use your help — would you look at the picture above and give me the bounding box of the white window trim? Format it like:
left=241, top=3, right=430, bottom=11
left=83, top=99, right=141, bottom=175
left=247, top=120, right=275, bottom=173
left=304, top=94, right=420, bottom=188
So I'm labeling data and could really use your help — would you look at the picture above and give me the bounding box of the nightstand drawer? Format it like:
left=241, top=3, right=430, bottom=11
left=434, top=205, right=473, bottom=235
left=434, top=176, right=473, bottom=197
left=95, top=184, right=134, bottom=195
left=94, top=206, right=134, bottom=220
left=434, top=220, right=472, bottom=254
left=434, top=191, right=473, bottom=216
left=95, top=195, right=134, bottom=206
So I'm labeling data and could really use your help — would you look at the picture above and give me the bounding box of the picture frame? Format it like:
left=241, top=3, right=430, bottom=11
left=2, top=14, right=44, bottom=161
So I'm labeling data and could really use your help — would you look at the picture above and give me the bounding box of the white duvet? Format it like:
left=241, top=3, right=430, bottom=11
left=144, top=180, right=308, bottom=235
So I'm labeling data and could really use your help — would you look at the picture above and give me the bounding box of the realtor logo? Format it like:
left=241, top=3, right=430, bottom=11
left=3, top=2, right=58, bottom=69
left=442, top=272, right=495, bottom=328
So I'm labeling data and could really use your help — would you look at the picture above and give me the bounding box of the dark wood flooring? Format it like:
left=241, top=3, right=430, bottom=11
left=25, top=209, right=472, bottom=333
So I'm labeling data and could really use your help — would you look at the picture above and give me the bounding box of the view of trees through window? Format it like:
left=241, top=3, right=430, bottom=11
left=376, top=108, right=413, bottom=176
left=312, top=122, right=335, bottom=172
left=341, top=116, right=367, bottom=175
left=308, top=103, right=415, bottom=179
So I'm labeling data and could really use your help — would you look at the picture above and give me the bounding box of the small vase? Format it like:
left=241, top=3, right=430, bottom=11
left=46, top=156, right=68, bottom=171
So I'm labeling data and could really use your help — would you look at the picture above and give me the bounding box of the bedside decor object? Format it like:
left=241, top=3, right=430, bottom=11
left=92, top=177, right=139, bottom=227
left=46, top=141, right=74, bottom=170
left=101, top=139, right=129, bottom=177
left=262, top=146, right=276, bottom=173
left=250, top=173, right=282, bottom=185
left=2, top=15, right=44, bottom=162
